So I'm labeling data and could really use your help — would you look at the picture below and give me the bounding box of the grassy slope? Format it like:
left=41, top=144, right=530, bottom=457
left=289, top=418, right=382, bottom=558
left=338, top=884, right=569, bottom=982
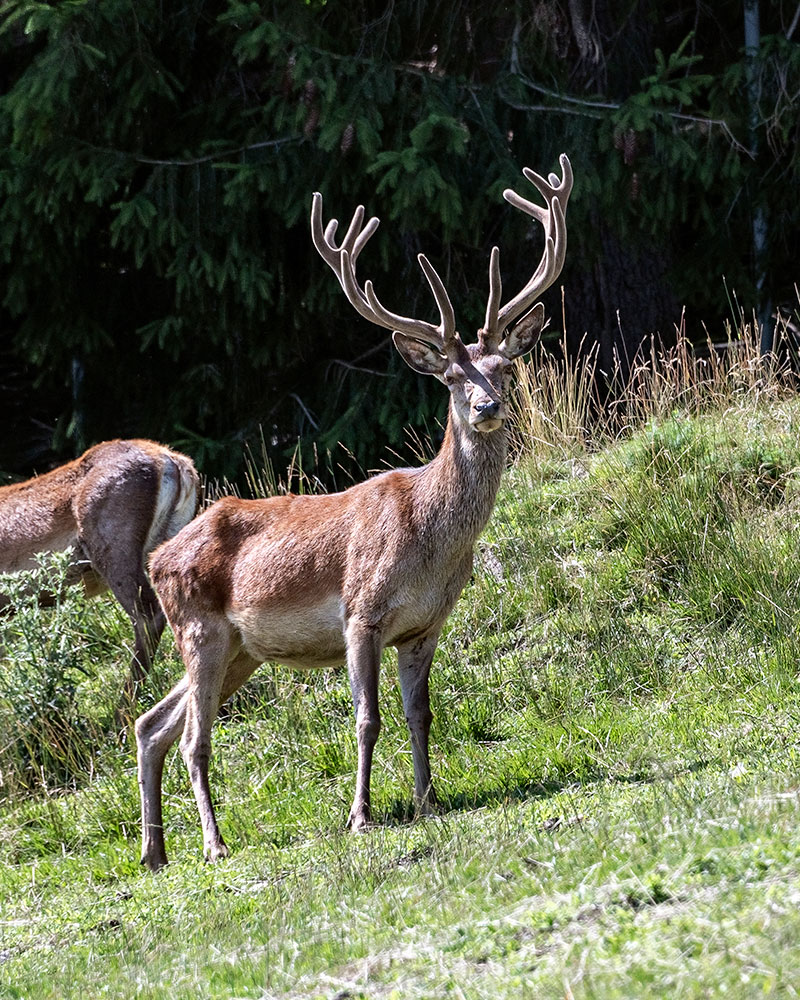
left=4, top=396, right=800, bottom=998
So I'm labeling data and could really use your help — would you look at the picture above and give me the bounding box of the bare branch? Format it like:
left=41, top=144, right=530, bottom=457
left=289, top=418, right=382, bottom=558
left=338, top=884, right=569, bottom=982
left=133, top=136, right=302, bottom=167
left=787, top=2, right=800, bottom=39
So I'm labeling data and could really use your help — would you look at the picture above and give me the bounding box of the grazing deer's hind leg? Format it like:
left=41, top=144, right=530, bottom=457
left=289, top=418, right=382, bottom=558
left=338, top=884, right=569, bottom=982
left=95, top=560, right=166, bottom=727
left=397, top=632, right=440, bottom=817
left=74, top=459, right=166, bottom=699
left=118, top=581, right=166, bottom=705
left=345, top=620, right=383, bottom=831
left=77, top=532, right=165, bottom=709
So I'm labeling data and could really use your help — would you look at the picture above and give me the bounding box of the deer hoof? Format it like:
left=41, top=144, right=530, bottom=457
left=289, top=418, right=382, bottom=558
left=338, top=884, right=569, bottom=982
left=141, top=850, right=169, bottom=873
left=415, top=789, right=440, bottom=819
left=205, top=841, right=231, bottom=863
left=347, top=808, right=372, bottom=833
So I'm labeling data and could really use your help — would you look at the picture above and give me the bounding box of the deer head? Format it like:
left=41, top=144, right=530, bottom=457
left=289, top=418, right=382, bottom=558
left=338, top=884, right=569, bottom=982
left=311, top=153, right=572, bottom=435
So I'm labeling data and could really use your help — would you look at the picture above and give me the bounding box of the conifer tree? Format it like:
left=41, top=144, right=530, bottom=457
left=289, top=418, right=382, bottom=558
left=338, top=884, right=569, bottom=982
left=1, top=1, right=797, bottom=479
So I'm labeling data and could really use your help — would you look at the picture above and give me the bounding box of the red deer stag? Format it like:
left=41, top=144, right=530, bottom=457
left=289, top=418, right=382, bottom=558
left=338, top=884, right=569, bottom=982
left=136, top=154, right=572, bottom=870
left=0, top=439, right=200, bottom=704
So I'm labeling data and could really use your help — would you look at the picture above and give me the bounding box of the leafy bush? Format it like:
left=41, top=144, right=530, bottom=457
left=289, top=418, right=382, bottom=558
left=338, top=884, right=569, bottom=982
left=0, top=552, right=112, bottom=798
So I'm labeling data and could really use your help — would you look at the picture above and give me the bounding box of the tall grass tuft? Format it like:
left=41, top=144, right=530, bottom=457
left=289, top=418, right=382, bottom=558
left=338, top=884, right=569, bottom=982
left=510, top=308, right=800, bottom=462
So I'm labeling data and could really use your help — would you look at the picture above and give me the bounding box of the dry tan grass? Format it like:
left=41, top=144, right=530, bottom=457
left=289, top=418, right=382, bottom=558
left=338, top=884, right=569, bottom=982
left=509, top=305, right=800, bottom=462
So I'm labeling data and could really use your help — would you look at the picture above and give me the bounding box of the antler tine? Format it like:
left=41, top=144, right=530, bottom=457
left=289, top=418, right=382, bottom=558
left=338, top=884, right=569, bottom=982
left=524, top=154, right=573, bottom=200
left=480, top=154, right=571, bottom=345
left=483, top=246, right=502, bottom=338
left=311, top=192, right=336, bottom=261
left=360, top=253, right=456, bottom=349
left=341, top=203, right=367, bottom=250
left=311, top=192, right=458, bottom=354
left=312, top=196, right=379, bottom=273
left=501, top=156, right=572, bottom=225
left=502, top=189, right=548, bottom=225
left=312, top=192, right=381, bottom=317
left=418, top=254, right=457, bottom=348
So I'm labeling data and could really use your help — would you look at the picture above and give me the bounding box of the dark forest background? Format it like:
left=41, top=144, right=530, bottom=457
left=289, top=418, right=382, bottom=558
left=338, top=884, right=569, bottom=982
left=1, top=1, right=798, bottom=483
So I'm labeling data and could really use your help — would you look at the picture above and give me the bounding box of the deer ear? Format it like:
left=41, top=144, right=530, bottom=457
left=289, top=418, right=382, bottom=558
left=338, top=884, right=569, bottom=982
left=499, top=302, right=545, bottom=360
left=392, top=331, right=449, bottom=375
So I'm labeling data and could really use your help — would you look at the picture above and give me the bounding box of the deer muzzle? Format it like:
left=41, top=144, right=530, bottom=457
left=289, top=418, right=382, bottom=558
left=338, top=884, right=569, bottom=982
left=470, top=397, right=506, bottom=432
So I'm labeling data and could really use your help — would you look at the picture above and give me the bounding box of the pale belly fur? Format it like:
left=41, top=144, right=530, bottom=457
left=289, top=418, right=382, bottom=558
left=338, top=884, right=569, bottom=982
left=227, top=594, right=347, bottom=668
left=226, top=576, right=461, bottom=670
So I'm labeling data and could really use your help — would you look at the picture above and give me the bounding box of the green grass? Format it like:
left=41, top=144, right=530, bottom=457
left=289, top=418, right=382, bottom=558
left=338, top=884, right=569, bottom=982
left=5, top=388, right=800, bottom=997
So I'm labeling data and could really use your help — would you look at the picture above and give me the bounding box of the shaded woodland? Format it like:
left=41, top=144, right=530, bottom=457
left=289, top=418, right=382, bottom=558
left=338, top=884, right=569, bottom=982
left=1, top=1, right=798, bottom=480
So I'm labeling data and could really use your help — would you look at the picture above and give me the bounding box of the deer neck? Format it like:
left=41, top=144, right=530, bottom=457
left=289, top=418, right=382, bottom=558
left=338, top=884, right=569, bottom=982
left=415, top=400, right=508, bottom=547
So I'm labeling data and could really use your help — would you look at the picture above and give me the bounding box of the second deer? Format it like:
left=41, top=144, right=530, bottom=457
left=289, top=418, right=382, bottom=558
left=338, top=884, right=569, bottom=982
left=0, top=439, right=200, bottom=705
left=136, top=154, right=573, bottom=870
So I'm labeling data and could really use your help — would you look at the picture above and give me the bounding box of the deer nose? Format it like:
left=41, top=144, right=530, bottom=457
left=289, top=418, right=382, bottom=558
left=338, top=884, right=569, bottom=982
left=475, top=399, right=501, bottom=419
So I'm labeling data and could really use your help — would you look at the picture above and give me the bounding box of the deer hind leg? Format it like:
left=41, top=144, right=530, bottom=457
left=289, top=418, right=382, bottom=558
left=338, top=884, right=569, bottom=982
left=109, top=573, right=166, bottom=721
left=136, top=674, right=190, bottom=872
left=178, top=621, right=260, bottom=864
left=397, top=631, right=441, bottom=817
left=126, top=584, right=166, bottom=695
left=74, top=465, right=170, bottom=703
left=345, top=619, right=383, bottom=832
left=72, top=545, right=165, bottom=708
left=136, top=640, right=259, bottom=872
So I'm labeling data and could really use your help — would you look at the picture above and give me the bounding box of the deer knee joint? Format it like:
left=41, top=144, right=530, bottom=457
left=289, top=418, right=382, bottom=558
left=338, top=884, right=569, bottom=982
left=357, top=712, right=381, bottom=746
